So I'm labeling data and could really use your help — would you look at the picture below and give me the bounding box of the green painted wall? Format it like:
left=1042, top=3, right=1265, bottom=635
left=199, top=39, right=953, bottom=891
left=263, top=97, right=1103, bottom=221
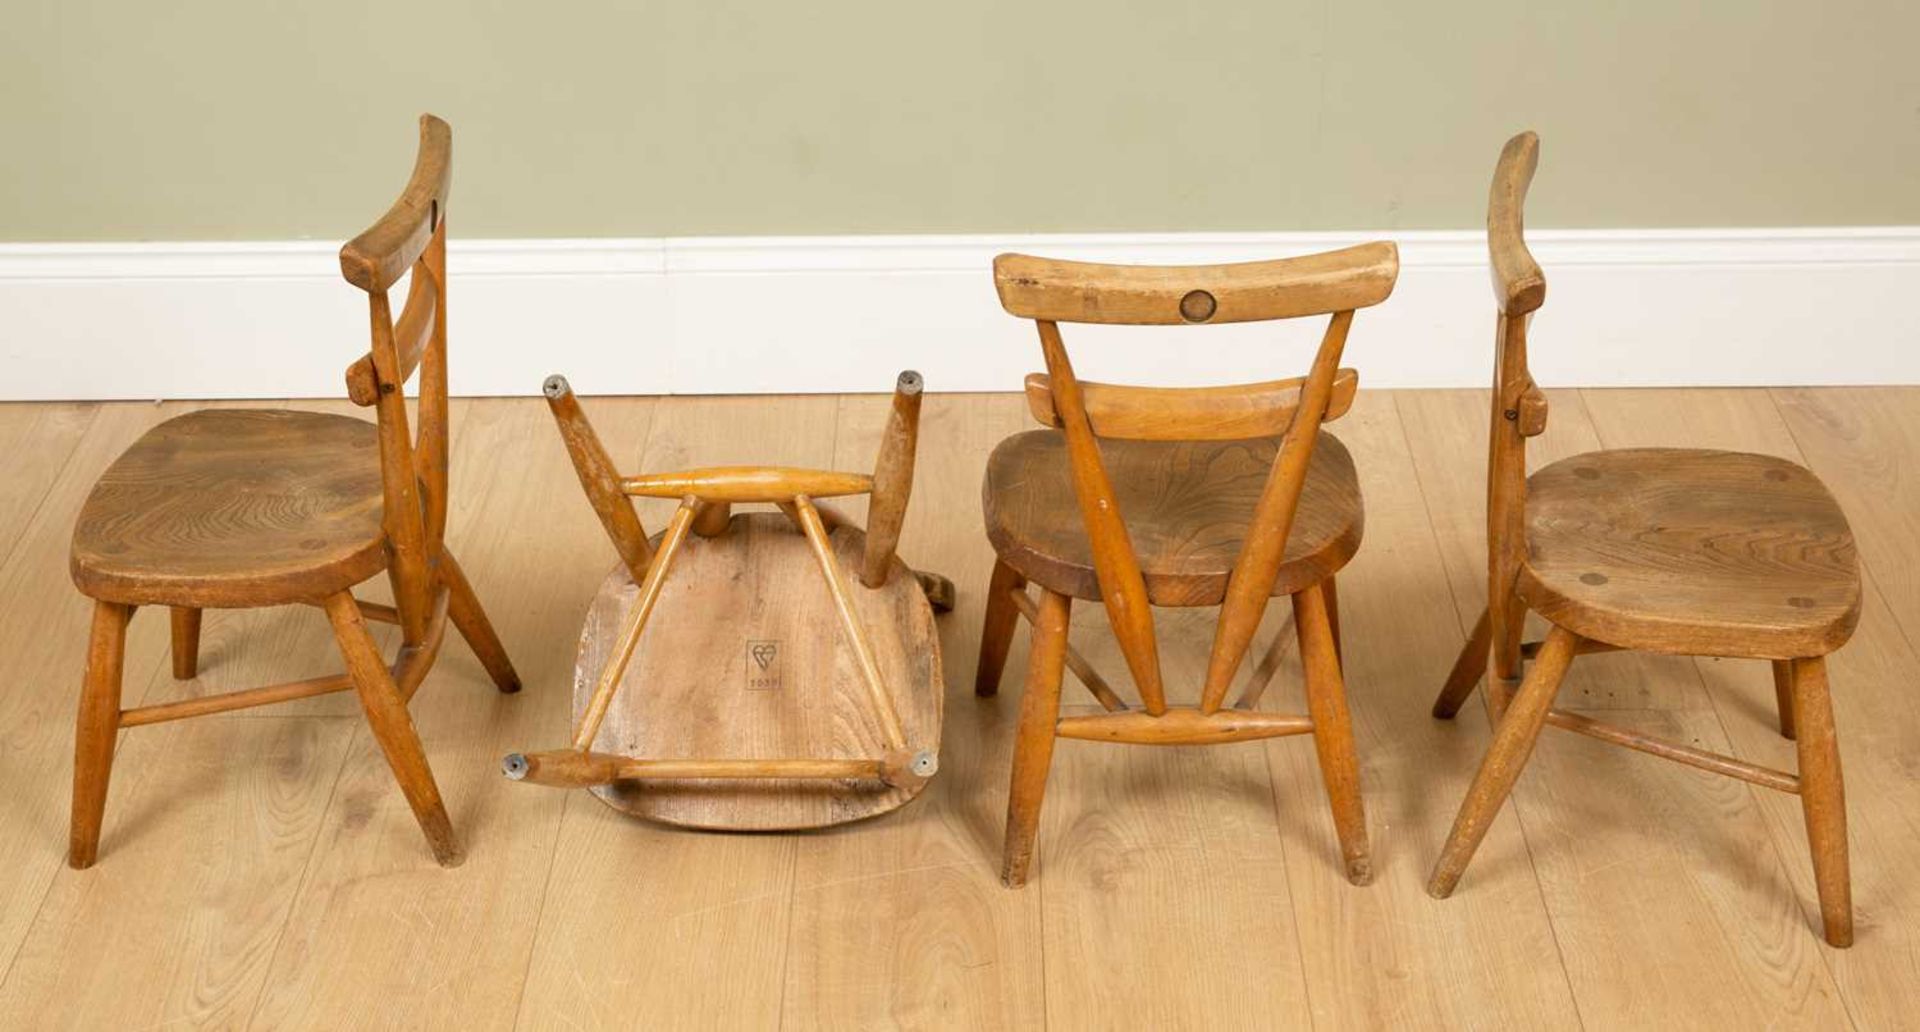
left=4, top=1, right=1915, bottom=241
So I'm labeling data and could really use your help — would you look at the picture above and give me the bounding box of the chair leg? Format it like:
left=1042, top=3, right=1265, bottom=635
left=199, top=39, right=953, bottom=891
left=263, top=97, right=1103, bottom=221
left=1428, top=623, right=1580, bottom=899
left=1295, top=581, right=1371, bottom=885
left=1001, top=588, right=1069, bottom=888
left=975, top=558, right=1026, bottom=698
left=169, top=606, right=202, bottom=680
left=1790, top=656, right=1852, bottom=947
left=1433, top=606, right=1493, bottom=719
left=1490, top=592, right=1525, bottom=682
left=70, top=600, right=133, bottom=869
left=441, top=550, right=520, bottom=694
left=1771, top=660, right=1797, bottom=740
left=324, top=592, right=462, bottom=866
left=1323, top=575, right=1343, bottom=668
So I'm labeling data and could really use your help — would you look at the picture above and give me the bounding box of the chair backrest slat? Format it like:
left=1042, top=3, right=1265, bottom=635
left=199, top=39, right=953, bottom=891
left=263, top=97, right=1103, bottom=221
left=994, top=244, right=1397, bottom=716
left=346, top=265, right=440, bottom=405
left=1022, top=368, right=1359, bottom=441
left=338, top=115, right=454, bottom=646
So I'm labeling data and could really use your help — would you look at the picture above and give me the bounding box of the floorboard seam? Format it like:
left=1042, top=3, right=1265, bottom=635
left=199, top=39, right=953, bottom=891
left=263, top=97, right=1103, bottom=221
left=240, top=722, right=359, bottom=1031
left=0, top=403, right=99, bottom=575
left=508, top=791, right=577, bottom=1031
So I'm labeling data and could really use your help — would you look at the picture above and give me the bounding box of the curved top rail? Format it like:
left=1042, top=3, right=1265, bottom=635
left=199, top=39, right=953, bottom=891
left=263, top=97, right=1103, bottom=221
left=993, top=242, right=1398, bottom=326
left=339, top=114, right=452, bottom=293
left=1489, top=131, right=1545, bottom=315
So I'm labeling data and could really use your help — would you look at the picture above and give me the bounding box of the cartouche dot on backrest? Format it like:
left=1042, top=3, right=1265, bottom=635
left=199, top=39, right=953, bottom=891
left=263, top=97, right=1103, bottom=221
left=1179, top=289, right=1217, bottom=323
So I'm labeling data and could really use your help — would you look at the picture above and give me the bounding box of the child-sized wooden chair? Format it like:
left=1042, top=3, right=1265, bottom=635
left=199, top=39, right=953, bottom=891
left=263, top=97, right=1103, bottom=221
left=66, top=115, right=519, bottom=868
left=502, top=372, right=952, bottom=829
left=978, top=244, right=1400, bottom=887
left=1427, top=132, right=1862, bottom=947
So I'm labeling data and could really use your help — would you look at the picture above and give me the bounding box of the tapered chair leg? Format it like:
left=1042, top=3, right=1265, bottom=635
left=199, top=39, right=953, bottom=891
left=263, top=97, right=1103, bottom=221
left=324, top=592, right=462, bottom=866
left=1001, top=588, right=1069, bottom=887
left=441, top=551, right=520, bottom=693
left=1789, top=657, right=1852, bottom=947
left=1771, top=660, right=1798, bottom=740
left=1428, top=623, right=1581, bottom=898
left=975, top=558, right=1026, bottom=698
left=1490, top=592, right=1525, bottom=682
left=1434, top=606, right=1493, bottom=719
left=1322, top=575, right=1344, bottom=669
left=1295, top=581, right=1371, bottom=885
left=70, top=600, right=133, bottom=869
left=170, top=606, right=202, bottom=680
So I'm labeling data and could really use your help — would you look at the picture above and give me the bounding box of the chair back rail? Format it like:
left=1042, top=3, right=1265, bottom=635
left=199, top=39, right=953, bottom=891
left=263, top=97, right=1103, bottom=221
left=338, top=114, right=454, bottom=645
left=1484, top=131, right=1549, bottom=676
left=995, top=243, right=1397, bottom=325
left=1022, top=368, right=1359, bottom=441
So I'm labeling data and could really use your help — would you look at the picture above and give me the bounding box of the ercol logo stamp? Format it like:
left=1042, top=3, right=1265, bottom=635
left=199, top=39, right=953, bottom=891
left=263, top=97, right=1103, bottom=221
left=745, top=640, right=781, bottom=691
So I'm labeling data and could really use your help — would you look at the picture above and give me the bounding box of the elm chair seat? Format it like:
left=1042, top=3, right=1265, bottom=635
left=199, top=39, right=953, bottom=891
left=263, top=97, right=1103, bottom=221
left=71, top=409, right=387, bottom=606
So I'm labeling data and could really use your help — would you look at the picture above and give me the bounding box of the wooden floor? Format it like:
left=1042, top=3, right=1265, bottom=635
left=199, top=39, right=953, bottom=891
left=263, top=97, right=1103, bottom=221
left=0, top=387, right=1914, bottom=1029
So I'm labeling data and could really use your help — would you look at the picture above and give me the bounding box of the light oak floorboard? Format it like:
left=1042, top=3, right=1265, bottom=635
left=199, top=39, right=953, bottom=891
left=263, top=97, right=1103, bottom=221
left=1263, top=393, right=1580, bottom=1027
left=0, top=717, right=355, bottom=1027
left=779, top=392, right=1045, bottom=1030
left=0, top=401, right=95, bottom=570
left=0, top=402, right=230, bottom=982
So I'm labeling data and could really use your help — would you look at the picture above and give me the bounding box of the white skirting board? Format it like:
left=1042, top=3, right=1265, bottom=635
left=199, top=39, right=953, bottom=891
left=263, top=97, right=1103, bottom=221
left=1, top=228, right=1915, bottom=400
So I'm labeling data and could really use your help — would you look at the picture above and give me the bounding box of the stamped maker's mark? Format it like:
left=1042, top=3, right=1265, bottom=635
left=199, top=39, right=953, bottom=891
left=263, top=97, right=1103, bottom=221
left=746, top=640, right=782, bottom=691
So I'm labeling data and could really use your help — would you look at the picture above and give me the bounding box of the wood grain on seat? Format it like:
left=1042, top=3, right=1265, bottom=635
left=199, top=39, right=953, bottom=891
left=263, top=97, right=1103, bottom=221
left=71, top=409, right=386, bottom=607
left=983, top=429, right=1363, bottom=607
left=1519, top=448, right=1860, bottom=659
left=572, top=515, right=941, bottom=830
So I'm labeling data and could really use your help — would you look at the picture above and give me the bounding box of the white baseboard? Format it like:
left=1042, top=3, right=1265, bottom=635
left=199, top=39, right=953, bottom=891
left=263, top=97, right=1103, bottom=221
left=1, top=228, right=1915, bottom=400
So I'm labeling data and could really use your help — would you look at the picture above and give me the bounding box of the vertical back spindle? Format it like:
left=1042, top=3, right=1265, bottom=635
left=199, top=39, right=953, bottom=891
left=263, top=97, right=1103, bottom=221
left=1039, top=320, right=1166, bottom=715
left=1198, top=310, right=1353, bottom=713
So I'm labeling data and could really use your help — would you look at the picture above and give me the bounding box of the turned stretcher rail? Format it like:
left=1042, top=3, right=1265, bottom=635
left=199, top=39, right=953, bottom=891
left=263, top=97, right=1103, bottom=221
left=1056, top=706, right=1314, bottom=745
left=502, top=749, right=937, bottom=788
left=1544, top=708, right=1800, bottom=793
left=621, top=467, right=874, bottom=503
left=1006, top=587, right=1126, bottom=712
left=793, top=495, right=910, bottom=750
left=121, top=588, right=451, bottom=727
left=572, top=498, right=700, bottom=751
